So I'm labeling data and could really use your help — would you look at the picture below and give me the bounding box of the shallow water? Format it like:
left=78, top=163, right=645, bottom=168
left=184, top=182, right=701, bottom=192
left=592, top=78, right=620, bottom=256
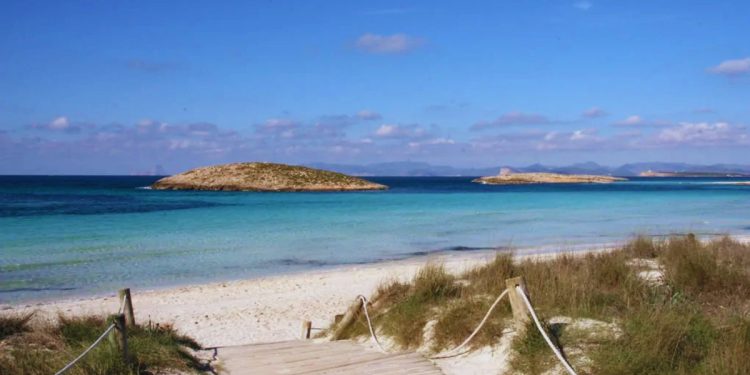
left=1, top=176, right=749, bottom=303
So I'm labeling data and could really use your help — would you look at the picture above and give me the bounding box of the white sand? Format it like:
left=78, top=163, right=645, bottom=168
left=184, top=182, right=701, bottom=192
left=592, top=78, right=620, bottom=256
left=5, top=251, right=513, bottom=348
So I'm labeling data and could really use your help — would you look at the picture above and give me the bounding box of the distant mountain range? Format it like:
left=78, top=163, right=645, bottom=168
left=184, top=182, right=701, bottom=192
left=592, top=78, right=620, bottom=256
left=308, top=161, right=750, bottom=177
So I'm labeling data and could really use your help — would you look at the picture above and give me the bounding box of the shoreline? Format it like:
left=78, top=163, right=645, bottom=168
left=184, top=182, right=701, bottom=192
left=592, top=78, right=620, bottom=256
left=4, top=234, right=748, bottom=348
left=4, top=240, right=619, bottom=307
left=3, top=241, right=619, bottom=348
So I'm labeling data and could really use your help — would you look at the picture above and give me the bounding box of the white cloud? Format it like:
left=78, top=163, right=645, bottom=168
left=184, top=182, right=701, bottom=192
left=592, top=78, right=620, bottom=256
left=356, top=110, right=382, bottom=121
left=375, top=124, right=397, bottom=137
left=408, top=137, right=456, bottom=148
left=614, top=115, right=674, bottom=127
left=49, top=116, right=70, bottom=130
left=28, top=116, right=91, bottom=133
left=374, top=123, right=433, bottom=139
left=570, top=130, right=588, bottom=140
left=355, top=33, right=424, bottom=54
left=616, top=115, right=643, bottom=126
left=657, top=122, right=748, bottom=145
left=708, top=57, right=750, bottom=76
left=582, top=107, right=607, bottom=118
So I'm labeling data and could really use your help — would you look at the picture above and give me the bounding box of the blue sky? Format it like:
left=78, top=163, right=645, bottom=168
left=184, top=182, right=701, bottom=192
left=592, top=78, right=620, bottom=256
left=1, top=0, right=748, bottom=174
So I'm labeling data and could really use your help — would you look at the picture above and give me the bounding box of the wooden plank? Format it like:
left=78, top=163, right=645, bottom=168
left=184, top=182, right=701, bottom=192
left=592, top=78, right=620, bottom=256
left=217, top=340, right=443, bottom=375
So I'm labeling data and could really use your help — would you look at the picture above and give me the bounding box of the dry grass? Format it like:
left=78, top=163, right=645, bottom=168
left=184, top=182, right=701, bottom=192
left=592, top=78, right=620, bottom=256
left=0, top=312, right=34, bottom=340
left=0, top=313, right=204, bottom=374
left=329, top=234, right=750, bottom=374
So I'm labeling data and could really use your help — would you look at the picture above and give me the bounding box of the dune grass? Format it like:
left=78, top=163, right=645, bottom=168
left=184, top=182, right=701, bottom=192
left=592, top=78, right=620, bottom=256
left=0, top=314, right=204, bottom=375
left=330, top=235, right=750, bottom=374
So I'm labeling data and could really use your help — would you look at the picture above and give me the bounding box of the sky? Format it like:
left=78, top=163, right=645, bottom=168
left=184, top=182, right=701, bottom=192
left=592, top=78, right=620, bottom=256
left=1, top=0, right=749, bottom=174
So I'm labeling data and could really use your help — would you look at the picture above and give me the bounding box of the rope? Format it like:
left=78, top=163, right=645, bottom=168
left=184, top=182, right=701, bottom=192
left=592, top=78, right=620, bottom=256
left=515, top=286, right=578, bottom=375
left=54, top=323, right=117, bottom=375
left=429, top=289, right=509, bottom=359
left=55, top=291, right=129, bottom=374
left=356, top=289, right=510, bottom=359
left=356, top=295, right=388, bottom=353
left=117, top=293, right=128, bottom=315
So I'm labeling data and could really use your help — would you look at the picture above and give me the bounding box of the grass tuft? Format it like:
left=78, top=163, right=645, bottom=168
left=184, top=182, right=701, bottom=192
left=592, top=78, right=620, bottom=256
left=510, top=320, right=561, bottom=375
left=0, top=313, right=205, bottom=374
left=0, top=312, right=34, bottom=340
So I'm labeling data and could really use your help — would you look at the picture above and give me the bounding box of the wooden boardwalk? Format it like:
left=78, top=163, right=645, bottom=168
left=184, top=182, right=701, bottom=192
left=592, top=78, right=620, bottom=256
left=216, top=340, right=444, bottom=375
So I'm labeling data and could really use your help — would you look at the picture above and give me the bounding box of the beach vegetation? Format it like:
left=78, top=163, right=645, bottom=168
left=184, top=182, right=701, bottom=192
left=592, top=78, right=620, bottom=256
left=329, top=235, right=750, bottom=374
left=0, top=313, right=205, bottom=374
left=0, top=312, right=33, bottom=340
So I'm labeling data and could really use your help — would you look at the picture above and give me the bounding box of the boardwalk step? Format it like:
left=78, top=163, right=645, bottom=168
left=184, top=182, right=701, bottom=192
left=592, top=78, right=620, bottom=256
left=216, top=340, right=444, bottom=375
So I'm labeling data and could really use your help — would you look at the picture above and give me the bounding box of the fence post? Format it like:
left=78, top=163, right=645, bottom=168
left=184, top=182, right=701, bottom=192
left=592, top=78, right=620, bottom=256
left=332, top=297, right=364, bottom=340
left=118, top=288, right=135, bottom=327
left=109, top=314, right=129, bottom=365
left=301, top=320, right=312, bottom=339
left=505, top=276, right=531, bottom=332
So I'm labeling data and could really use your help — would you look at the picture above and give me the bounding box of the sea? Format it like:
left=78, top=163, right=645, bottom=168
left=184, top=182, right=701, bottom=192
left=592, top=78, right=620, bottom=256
left=2, top=175, right=749, bottom=303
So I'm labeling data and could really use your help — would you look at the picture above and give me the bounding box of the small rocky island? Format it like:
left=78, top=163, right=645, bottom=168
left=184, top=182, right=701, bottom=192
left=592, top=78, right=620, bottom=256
left=151, top=162, right=387, bottom=192
left=473, top=168, right=626, bottom=185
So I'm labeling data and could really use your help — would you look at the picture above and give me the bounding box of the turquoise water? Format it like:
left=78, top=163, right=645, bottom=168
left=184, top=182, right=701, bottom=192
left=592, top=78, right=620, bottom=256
left=2, top=176, right=750, bottom=303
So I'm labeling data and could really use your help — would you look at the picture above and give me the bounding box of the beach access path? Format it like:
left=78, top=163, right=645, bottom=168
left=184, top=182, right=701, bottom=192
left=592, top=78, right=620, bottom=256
left=214, top=339, right=443, bottom=375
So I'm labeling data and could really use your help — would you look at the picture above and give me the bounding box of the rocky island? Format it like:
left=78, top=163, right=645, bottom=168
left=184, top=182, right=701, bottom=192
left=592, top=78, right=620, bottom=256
left=639, top=170, right=750, bottom=177
left=151, top=162, right=388, bottom=191
left=473, top=168, right=626, bottom=185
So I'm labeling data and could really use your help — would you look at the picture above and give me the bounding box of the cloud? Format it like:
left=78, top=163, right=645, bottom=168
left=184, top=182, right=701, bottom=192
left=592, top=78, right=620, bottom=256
left=472, top=112, right=550, bottom=130
left=374, top=124, right=433, bottom=139
left=573, top=1, right=593, bottom=11
left=614, top=115, right=673, bottom=127
left=411, top=137, right=455, bottom=146
left=50, top=116, right=69, bottom=130
left=255, top=118, right=300, bottom=139
left=616, top=115, right=643, bottom=126
left=28, top=116, right=92, bottom=134
left=537, top=129, right=604, bottom=150
left=708, top=57, right=750, bottom=76
left=469, top=129, right=599, bottom=153
left=354, top=33, right=424, bottom=54
left=356, top=110, right=382, bottom=121
left=656, top=122, right=748, bottom=146
left=582, top=107, right=607, bottom=118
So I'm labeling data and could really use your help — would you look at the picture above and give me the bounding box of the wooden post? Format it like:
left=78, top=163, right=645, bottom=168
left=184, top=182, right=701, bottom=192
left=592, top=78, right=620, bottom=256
left=109, top=314, right=129, bottom=365
left=505, top=276, right=531, bottom=332
left=332, top=297, right=364, bottom=340
left=301, top=320, right=312, bottom=339
left=118, top=288, right=135, bottom=327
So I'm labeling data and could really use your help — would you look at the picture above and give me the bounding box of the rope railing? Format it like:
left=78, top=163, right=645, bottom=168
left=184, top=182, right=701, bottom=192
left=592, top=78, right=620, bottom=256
left=349, top=280, right=578, bottom=374
left=53, top=291, right=132, bottom=375
left=356, top=289, right=510, bottom=359
left=515, top=285, right=578, bottom=375
left=429, top=289, right=509, bottom=359
left=53, top=323, right=117, bottom=375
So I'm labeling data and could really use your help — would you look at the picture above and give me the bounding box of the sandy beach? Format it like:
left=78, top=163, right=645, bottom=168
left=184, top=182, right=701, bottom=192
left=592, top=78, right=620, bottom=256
left=7, top=236, right=750, bottom=347
left=2, top=243, right=613, bottom=348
